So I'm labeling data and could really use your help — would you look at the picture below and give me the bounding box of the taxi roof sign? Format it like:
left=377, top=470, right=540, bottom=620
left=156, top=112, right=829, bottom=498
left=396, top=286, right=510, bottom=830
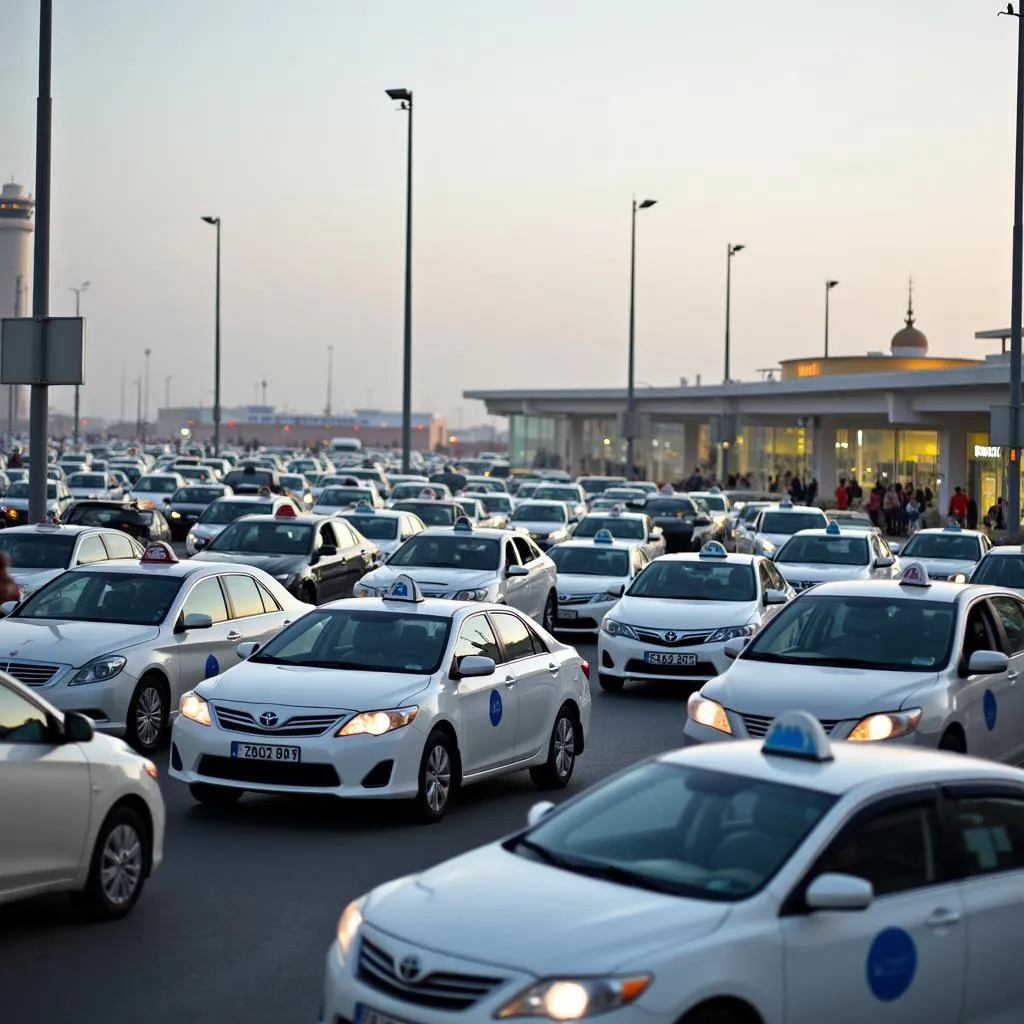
left=609, top=504, right=623, bottom=517
left=944, top=522, right=962, bottom=532
left=141, top=541, right=178, bottom=564
left=258, top=486, right=272, bottom=497
left=383, top=574, right=423, bottom=603
left=825, top=521, right=841, bottom=535
left=419, top=488, right=438, bottom=500
left=275, top=504, right=298, bottom=518
left=594, top=528, right=614, bottom=544
left=778, top=499, right=794, bottom=509
left=762, top=710, right=833, bottom=762
left=709, top=485, right=721, bottom=494
left=699, top=540, right=728, bottom=558
left=453, top=516, right=473, bottom=531
left=899, top=561, right=931, bottom=587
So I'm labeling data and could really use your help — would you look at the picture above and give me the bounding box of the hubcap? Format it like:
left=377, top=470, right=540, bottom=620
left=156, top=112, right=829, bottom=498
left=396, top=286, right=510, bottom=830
left=544, top=597, right=555, bottom=630
left=135, top=687, right=163, bottom=747
left=424, top=744, right=451, bottom=813
left=100, top=823, right=143, bottom=905
left=554, top=717, right=575, bottom=777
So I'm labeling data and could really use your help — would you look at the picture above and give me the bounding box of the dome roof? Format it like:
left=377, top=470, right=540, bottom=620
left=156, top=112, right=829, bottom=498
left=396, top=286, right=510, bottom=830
left=890, top=277, right=928, bottom=354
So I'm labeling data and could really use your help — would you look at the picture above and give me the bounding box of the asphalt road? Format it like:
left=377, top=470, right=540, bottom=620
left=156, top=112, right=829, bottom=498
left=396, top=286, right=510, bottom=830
left=0, top=641, right=691, bottom=1024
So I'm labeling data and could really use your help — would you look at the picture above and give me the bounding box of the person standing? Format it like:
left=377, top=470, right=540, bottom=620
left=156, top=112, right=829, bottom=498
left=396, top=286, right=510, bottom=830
left=834, top=477, right=849, bottom=511
left=966, top=493, right=979, bottom=531
left=949, top=486, right=968, bottom=527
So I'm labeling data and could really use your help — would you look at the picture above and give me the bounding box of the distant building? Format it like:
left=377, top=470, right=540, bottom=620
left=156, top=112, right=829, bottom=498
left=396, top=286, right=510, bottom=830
left=0, top=181, right=33, bottom=429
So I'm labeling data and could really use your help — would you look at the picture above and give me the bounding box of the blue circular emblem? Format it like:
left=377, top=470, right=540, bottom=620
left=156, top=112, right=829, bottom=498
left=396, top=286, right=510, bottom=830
left=866, top=928, right=917, bottom=1002
left=984, top=689, right=998, bottom=731
left=205, top=654, right=220, bottom=679
left=488, top=688, right=503, bottom=727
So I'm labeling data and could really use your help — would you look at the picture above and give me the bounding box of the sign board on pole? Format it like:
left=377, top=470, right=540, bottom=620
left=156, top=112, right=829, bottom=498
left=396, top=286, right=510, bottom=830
left=0, top=317, right=85, bottom=385
left=988, top=406, right=1024, bottom=448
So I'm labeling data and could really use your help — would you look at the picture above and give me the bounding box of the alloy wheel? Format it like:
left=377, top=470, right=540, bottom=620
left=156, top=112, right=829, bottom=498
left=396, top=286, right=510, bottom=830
left=100, top=823, right=143, bottom=906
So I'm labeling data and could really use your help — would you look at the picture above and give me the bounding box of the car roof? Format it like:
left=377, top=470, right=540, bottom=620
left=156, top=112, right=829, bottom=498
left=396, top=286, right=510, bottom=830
left=67, top=558, right=209, bottom=578
left=787, top=528, right=870, bottom=539
left=980, top=545, right=1024, bottom=557
left=209, top=494, right=280, bottom=504
left=761, top=503, right=826, bottom=514
left=580, top=509, right=645, bottom=520
left=231, top=513, right=326, bottom=525
left=915, top=527, right=986, bottom=539
left=658, top=551, right=761, bottom=566
left=420, top=525, right=513, bottom=539
left=659, top=737, right=1024, bottom=796
left=340, top=508, right=405, bottom=519
left=552, top=537, right=637, bottom=552
left=790, top=577, right=986, bottom=603
left=3, top=524, right=115, bottom=537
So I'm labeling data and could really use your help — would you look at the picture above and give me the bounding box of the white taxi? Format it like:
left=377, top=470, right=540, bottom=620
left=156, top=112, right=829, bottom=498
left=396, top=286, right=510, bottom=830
left=734, top=500, right=828, bottom=557
left=170, top=576, right=591, bottom=821
left=773, top=521, right=901, bottom=592
left=896, top=524, right=991, bottom=581
left=0, top=542, right=311, bottom=753
left=571, top=505, right=666, bottom=562
left=597, top=541, right=793, bottom=692
left=322, top=710, right=1024, bottom=1024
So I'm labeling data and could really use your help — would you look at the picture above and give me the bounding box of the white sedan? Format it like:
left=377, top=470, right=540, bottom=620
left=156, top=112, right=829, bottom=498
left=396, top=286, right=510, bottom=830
left=773, top=523, right=901, bottom=592
left=170, top=575, right=591, bottom=821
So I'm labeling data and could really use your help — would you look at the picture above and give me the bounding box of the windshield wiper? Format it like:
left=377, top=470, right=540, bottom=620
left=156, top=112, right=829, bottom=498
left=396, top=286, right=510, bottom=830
left=510, top=838, right=677, bottom=894
left=509, top=836, right=577, bottom=869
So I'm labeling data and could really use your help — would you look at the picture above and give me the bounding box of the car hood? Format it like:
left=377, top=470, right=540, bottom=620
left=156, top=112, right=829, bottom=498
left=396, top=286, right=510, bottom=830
left=0, top=619, right=161, bottom=667
left=191, top=522, right=229, bottom=537
left=196, top=662, right=430, bottom=709
left=10, top=568, right=64, bottom=592
left=613, top=595, right=756, bottom=629
left=191, top=551, right=307, bottom=576
left=365, top=844, right=730, bottom=975
left=509, top=520, right=566, bottom=535
left=776, top=563, right=872, bottom=584
left=703, top=659, right=940, bottom=720
left=556, top=573, right=625, bottom=599
left=169, top=503, right=209, bottom=515
left=363, top=565, right=498, bottom=592
left=68, top=487, right=108, bottom=498
left=900, top=556, right=977, bottom=578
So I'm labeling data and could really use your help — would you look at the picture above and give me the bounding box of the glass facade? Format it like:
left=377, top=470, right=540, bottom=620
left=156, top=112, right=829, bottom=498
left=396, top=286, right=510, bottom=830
left=967, top=432, right=1004, bottom=519
left=833, top=428, right=938, bottom=493
left=508, top=414, right=562, bottom=469
left=736, top=426, right=811, bottom=489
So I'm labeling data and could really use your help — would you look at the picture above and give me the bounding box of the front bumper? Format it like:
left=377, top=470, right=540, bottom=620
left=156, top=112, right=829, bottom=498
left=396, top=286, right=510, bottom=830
left=41, top=668, right=140, bottom=736
left=598, top=632, right=733, bottom=684
left=554, top=596, right=618, bottom=633
left=683, top=710, right=931, bottom=748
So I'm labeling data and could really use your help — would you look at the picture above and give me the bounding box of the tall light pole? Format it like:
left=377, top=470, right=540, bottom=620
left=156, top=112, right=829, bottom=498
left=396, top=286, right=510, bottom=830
left=724, top=244, right=744, bottom=383
left=625, top=197, right=657, bottom=482
left=143, top=347, right=151, bottom=441
left=134, top=376, right=142, bottom=439
left=824, top=280, right=840, bottom=357
left=386, top=87, right=413, bottom=473
left=69, top=280, right=89, bottom=445
left=201, top=216, right=222, bottom=454
left=325, top=344, right=334, bottom=416
left=165, top=374, right=172, bottom=410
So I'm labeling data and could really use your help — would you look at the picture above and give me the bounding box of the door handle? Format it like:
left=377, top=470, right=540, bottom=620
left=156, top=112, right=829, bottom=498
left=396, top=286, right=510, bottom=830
left=226, top=631, right=242, bottom=641
left=926, top=908, right=961, bottom=929
left=1009, top=670, right=1020, bottom=682
left=547, top=662, right=559, bottom=674
left=504, top=675, right=516, bottom=688
left=282, top=620, right=292, bottom=627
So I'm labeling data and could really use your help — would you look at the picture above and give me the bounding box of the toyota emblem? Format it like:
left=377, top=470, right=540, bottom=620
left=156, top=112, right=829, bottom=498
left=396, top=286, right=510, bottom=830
left=663, top=631, right=678, bottom=643
left=397, top=955, right=422, bottom=983
left=558, top=594, right=569, bottom=602
left=258, top=711, right=279, bottom=728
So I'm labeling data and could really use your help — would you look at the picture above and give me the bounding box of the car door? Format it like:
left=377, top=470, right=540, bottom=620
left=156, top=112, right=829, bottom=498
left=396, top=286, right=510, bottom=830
left=984, top=596, right=1024, bottom=764
left=73, top=533, right=109, bottom=568
left=174, top=574, right=238, bottom=690
left=0, top=680, right=91, bottom=896
left=512, top=536, right=547, bottom=619
left=958, top=599, right=1016, bottom=761
left=781, top=792, right=966, bottom=1024
left=100, top=530, right=144, bottom=563
left=453, top=613, right=517, bottom=773
left=944, top=783, right=1024, bottom=1023
left=311, top=522, right=347, bottom=601
left=332, top=519, right=374, bottom=596
left=502, top=537, right=529, bottom=610
left=222, top=573, right=290, bottom=647
left=491, top=610, right=559, bottom=761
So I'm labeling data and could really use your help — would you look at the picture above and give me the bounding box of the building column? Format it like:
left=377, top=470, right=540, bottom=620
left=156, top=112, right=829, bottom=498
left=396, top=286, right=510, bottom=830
left=565, top=418, right=584, bottom=475
left=938, top=424, right=968, bottom=517
left=680, top=422, right=702, bottom=481
left=812, top=417, right=837, bottom=495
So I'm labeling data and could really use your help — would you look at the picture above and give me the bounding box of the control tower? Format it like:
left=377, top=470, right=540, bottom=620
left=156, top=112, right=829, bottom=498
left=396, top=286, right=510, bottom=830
left=0, top=181, right=33, bottom=431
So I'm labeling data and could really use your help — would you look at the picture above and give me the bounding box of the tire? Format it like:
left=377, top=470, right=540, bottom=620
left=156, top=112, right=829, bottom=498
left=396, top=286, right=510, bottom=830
left=530, top=707, right=578, bottom=790
left=681, top=1007, right=748, bottom=1024
left=939, top=729, right=966, bottom=754
left=70, top=805, right=149, bottom=921
left=125, top=676, right=169, bottom=754
left=598, top=673, right=624, bottom=693
left=541, top=591, right=556, bottom=633
left=301, top=582, right=317, bottom=606
left=190, top=783, right=243, bottom=807
left=412, top=730, right=456, bottom=824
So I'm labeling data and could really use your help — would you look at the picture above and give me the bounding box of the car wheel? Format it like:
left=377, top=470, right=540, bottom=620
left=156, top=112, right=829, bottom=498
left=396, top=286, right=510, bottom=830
left=190, top=783, right=243, bottom=807
left=126, top=676, right=169, bottom=754
left=70, top=805, right=149, bottom=921
left=598, top=673, right=624, bottom=693
left=412, top=730, right=456, bottom=824
left=301, top=582, right=317, bottom=605
left=542, top=591, right=556, bottom=632
left=530, top=707, right=577, bottom=790
left=939, top=729, right=966, bottom=754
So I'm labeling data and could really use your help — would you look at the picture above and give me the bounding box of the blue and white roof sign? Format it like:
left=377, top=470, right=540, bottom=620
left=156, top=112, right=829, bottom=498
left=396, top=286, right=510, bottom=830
left=594, top=528, right=614, bottom=544
left=383, top=574, right=423, bottom=603
left=699, top=541, right=728, bottom=559
left=453, top=516, right=473, bottom=532
left=825, top=521, right=841, bottom=535
left=762, top=710, right=833, bottom=762
left=899, top=562, right=930, bottom=587
left=944, top=522, right=961, bottom=532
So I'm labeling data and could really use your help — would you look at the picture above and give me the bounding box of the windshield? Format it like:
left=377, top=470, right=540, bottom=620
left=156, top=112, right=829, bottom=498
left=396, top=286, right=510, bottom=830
left=514, top=761, right=834, bottom=901
left=251, top=608, right=451, bottom=673
left=340, top=515, right=398, bottom=540
left=7, top=482, right=60, bottom=500
left=696, top=496, right=727, bottom=511
left=173, top=487, right=224, bottom=504
left=388, top=535, right=499, bottom=571
left=317, top=488, right=371, bottom=507
left=549, top=547, right=629, bottom=577
left=645, top=498, right=696, bottom=517
left=741, top=504, right=769, bottom=523
left=279, top=475, right=308, bottom=490
left=200, top=500, right=272, bottom=525
left=225, top=469, right=275, bottom=489
left=574, top=516, right=645, bottom=541
left=134, top=476, right=178, bottom=494
left=534, top=487, right=581, bottom=502
left=578, top=477, right=625, bottom=494
left=511, top=504, right=568, bottom=524
left=759, top=511, right=827, bottom=536
left=392, top=502, right=457, bottom=526
left=0, top=533, right=76, bottom=569
left=971, top=555, right=1024, bottom=588
left=474, top=494, right=512, bottom=514
left=16, top=571, right=183, bottom=625
left=900, top=533, right=980, bottom=561
left=628, top=559, right=755, bottom=601
left=391, top=483, right=432, bottom=501
left=743, top=594, right=956, bottom=670
left=776, top=535, right=869, bottom=566
left=67, top=473, right=106, bottom=489
left=208, top=521, right=312, bottom=555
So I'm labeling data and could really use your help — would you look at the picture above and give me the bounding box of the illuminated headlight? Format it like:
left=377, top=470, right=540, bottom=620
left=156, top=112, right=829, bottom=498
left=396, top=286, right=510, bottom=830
left=336, top=707, right=418, bottom=737
left=600, top=617, right=638, bottom=640
left=353, top=582, right=379, bottom=598
left=848, top=708, right=922, bottom=742
left=686, top=692, right=732, bottom=734
left=496, top=975, right=652, bottom=1021
left=69, top=655, right=127, bottom=686
left=274, top=573, right=297, bottom=586
left=706, top=624, right=756, bottom=644
left=179, top=690, right=212, bottom=726
left=170, top=510, right=181, bottom=519
left=595, top=589, right=624, bottom=602
left=758, top=539, right=776, bottom=554
left=452, top=587, right=490, bottom=601
left=336, top=899, right=364, bottom=958
left=187, top=533, right=199, bottom=546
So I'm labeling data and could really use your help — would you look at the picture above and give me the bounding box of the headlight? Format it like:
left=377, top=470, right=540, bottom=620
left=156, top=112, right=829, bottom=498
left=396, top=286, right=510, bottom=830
left=353, top=583, right=379, bottom=597
left=143, top=759, right=159, bottom=780
left=686, top=692, right=732, bottom=734
left=274, top=572, right=296, bottom=584
left=336, top=707, right=418, bottom=737
left=69, top=655, right=127, bottom=686
left=595, top=589, right=624, bottom=602
left=169, top=510, right=181, bottom=519
left=600, top=617, right=638, bottom=640
left=497, top=975, right=652, bottom=1021
left=180, top=690, right=212, bottom=726
left=758, top=539, right=776, bottom=554
left=848, top=708, right=922, bottom=742
left=452, top=587, right=490, bottom=601
left=706, top=624, right=756, bottom=644
left=336, top=899, right=364, bottom=959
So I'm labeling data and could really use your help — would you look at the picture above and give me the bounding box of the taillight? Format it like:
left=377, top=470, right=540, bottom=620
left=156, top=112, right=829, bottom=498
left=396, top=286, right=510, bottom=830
left=580, top=659, right=590, bottom=680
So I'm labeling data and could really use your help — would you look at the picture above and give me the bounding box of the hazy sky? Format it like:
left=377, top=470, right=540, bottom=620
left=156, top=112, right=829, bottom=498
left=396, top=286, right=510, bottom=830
left=0, top=1, right=1019, bottom=425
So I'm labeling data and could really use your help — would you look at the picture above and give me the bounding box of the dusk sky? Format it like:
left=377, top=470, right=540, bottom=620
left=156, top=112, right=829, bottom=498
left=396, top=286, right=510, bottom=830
left=0, top=1, right=1019, bottom=426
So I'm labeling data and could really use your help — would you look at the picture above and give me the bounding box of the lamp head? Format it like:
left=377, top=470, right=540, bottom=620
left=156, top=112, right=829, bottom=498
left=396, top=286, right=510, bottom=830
left=201, top=216, right=220, bottom=226
left=730, top=244, right=745, bottom=255
left=638, top=198, right=657, bottom=210
left=827, top=279, right=840, bottom=289
left=386, top=88, right=412, bottom=103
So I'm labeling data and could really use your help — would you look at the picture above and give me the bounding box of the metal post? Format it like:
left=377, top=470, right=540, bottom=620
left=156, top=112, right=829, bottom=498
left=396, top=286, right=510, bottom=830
left=165, top=375, right=172, bottom=410
left=724, top=245, right=733, bottom=384
left=1008, top=5, right=1024, bottom=533
left=135, top=377, right=142, bottom=438
left=213, top=222, right=221, bottom=455
left=824, top=279, right=839, bottom=358
left=401, top=97, right=414, bottom=473
left=143, top=347, right=151, bottom=442
left=73, top=289, right=80, bottom=444
left=626, top=200, right=638, bottom=482
left=28, top=0, right=53, bottom=523
left=326, top=345, right=334, bottom=416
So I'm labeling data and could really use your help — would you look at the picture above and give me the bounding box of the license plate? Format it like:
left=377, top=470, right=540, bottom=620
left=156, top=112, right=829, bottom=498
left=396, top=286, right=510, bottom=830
left=643, top=652, right=697, bottom=666
left=560, top=609, right=578, bottom=619
left=356, top=1006, right=415, bottom=1024
left=230, top=741, right=301, bottom=762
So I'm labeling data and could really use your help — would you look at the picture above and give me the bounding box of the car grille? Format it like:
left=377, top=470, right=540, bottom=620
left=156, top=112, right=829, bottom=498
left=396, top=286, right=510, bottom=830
left=740, top=712, right=841, bottom=738
left=625, top=658, right=716, bottom=678
left=0, top=660, right=62, bottom=686
left=790, top=581, right=819, bottom=592
left=634, top=628, right=713, bottom=647
left=558, top=594, right=593, bottom=606
left=212, top=704, right=342, bottom=737
left=357, top=936, right=505, bottom=1011
left=196, top=755, right=340, bottom=788
left=555, top=614, right=600, bottom=629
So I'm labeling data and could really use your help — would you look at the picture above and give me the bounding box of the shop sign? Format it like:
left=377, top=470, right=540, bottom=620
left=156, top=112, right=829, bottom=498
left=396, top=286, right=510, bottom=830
left=974, top=444, right=1002, bottom=459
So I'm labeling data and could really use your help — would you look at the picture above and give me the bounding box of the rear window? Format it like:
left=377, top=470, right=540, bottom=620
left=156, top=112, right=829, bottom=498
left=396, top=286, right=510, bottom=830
left=760, top=511, right=827, bottom=535
left=646, top=498, right=697, bottom=517
left=776, top=535, right=869, bottom=566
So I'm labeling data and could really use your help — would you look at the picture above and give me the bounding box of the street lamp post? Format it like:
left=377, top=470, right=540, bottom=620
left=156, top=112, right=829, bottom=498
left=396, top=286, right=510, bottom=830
left=625, top=197, right=657, bottom=482
left=69, top=280, right=89, bottom=445
left=326, top=344, right=334, bottom=416
left=824, top=280, right=840, bottom=357
left=724, top=244, right=744, bottom=383
left=165, top=375, right=172, bottom=410
left=143, top=347, right=151, bottom=441
left=386, top=88, right=414, bottom=473
left=134, top=376, right=142, bottom=438
left=201, top=216, right=222, bottom=454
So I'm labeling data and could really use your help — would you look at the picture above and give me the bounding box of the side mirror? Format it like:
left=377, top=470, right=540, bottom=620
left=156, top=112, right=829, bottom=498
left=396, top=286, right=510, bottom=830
left=455, top=655, right=496, bottom=679
left=874, top=557, right=894, bottom=569
left=63, top=711, right=95, bottom=744
left=764, top=589, right=789, bottom=606
left=694, top=516, right=711, bottom=526
left=0, top=600, right=16, bottom=617
left=320, top=544, right=338, bottom=557
left=180, top=612, right=213, bottom=632
left=526, top=801, right=556, bottom=828
left=888, top=542, right=901, bottom=555
left=950, top=572, right=969, bottom=584
left=967, top=650, right=1009, bottom=675
left=724, top=637, right=750, bottom=660
left=236, top=641, right=260, bottom=659
left=805, top=873, right=874, bottom=912
left=507, top=564, right=529, bottom=578
left=616, top=583, right=626, bottom=596
left=193, top=537, right=207, bottom=551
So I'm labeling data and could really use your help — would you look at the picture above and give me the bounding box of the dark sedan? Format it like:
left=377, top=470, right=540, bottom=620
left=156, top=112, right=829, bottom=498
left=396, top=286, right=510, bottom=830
left=643, top=495, right=707, bottom=553
left=165, top=484, right=232, bottom=540
left=390, top=499, right=472, bottom=528
left=63, top=499, right=174, bottom=545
